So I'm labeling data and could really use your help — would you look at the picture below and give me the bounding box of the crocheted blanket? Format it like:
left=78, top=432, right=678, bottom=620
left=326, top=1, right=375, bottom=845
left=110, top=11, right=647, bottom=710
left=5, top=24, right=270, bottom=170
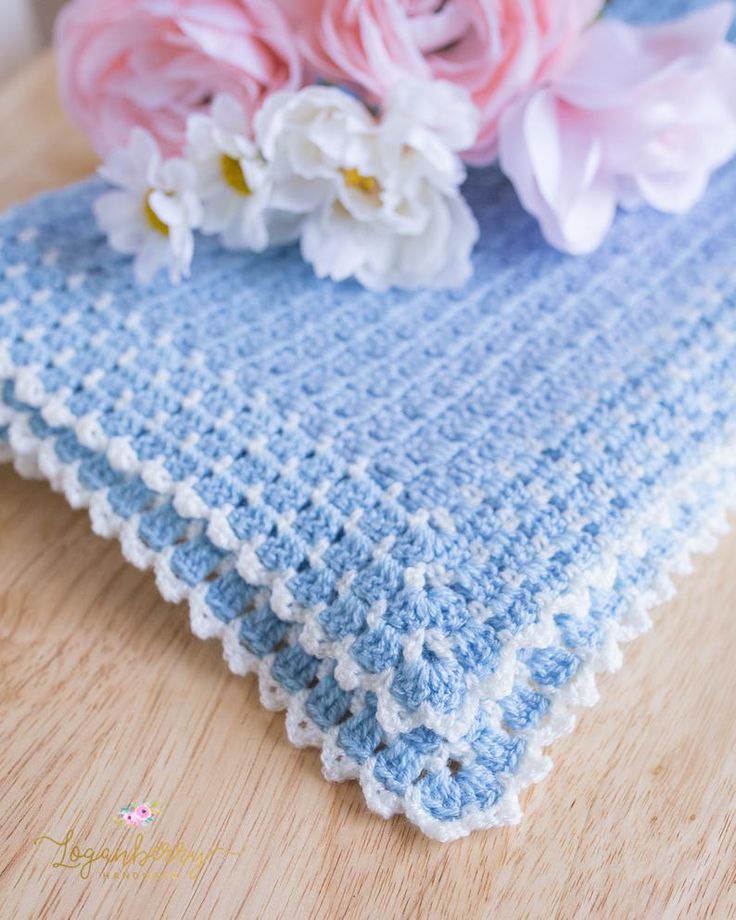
left=1, top=158, right=735, bottom=840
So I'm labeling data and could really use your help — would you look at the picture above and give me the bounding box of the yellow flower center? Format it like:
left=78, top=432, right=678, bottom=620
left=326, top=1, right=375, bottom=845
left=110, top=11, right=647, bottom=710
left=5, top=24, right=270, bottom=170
left=221, top=154, right=252, bottom=196
left=144, top=193, right=169, bottom=237
left=341, top=167, right=380, bottom=195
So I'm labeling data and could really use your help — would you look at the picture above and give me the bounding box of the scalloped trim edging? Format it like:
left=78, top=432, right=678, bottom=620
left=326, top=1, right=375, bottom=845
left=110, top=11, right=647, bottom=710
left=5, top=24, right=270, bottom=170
left=1, top=393, right=735, bottom=840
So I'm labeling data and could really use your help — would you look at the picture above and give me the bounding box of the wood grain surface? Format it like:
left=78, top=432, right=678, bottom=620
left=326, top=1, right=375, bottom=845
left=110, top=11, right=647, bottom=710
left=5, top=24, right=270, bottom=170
left=1, top=55, right=735, bottom=920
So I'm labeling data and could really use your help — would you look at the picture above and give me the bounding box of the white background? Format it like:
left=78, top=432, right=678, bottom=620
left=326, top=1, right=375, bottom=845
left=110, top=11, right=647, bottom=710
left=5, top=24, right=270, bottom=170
left=0, top=0, right=40, bottom=80
left=0, top=0, right=65, bottom=81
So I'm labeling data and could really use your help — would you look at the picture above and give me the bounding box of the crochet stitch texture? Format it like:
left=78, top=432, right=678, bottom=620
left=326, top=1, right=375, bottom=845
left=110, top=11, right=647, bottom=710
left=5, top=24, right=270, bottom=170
left=1, top=1, right=735, bottom=842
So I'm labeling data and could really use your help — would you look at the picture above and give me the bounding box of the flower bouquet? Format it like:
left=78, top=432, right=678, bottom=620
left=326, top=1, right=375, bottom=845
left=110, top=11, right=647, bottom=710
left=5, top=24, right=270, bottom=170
left=55, top=0, right=736, bottom=290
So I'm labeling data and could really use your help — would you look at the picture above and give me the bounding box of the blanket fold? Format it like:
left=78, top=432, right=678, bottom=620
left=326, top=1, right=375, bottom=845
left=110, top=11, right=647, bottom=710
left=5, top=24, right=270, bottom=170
left=1, top=160, right=734, bottom=840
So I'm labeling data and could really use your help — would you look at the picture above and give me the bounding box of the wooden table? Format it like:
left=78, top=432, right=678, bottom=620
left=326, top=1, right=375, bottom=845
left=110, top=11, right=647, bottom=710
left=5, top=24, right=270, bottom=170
left=1, top=55, right=735, bottom=920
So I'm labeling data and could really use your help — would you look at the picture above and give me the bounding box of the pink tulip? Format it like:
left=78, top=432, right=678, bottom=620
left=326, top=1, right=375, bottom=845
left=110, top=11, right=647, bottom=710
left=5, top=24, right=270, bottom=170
left=499, top=3, right=736, bottom=254
left=55, top=0, right=302, bottom=157
left=290, top=0, right=604, bottom=164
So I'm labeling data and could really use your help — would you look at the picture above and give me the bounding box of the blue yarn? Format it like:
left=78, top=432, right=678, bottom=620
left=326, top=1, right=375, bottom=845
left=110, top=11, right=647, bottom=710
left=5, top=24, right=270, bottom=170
left=0, top=0, right=734, bottom=841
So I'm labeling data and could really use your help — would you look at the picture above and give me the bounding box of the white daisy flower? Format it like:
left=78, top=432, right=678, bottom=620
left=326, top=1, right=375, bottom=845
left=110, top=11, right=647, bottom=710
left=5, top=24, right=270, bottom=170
left=255, top=82, right=480, bottom=291
left=93, top=128, right=202, bottom=284
left=379, top=79, right=480, bottom=195
left=301, top=180, right=479, bottom=291
left=256, top=85, right=378, bottom=215
left=186, top=94, right=288, bottom=252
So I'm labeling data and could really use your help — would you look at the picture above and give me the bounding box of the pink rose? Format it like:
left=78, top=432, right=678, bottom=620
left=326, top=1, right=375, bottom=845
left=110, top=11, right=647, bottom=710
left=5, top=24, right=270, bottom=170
left=293, top=0, right=604, bottom=164
left=134, top=803, right=152, bottom=820
left=499, top=3, right=736, bottom=254
left=122, top=811, right=142, bottom=826
left=56, top=0, right=302, bottom=157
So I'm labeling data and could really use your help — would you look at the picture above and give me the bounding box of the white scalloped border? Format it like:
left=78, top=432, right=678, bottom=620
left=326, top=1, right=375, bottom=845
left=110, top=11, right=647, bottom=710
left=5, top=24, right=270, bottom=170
left=6, top=336, right=734, bottom=755
left=3, top=203, right=732, bottom=752
left=2, top=393, right=734, bottom=841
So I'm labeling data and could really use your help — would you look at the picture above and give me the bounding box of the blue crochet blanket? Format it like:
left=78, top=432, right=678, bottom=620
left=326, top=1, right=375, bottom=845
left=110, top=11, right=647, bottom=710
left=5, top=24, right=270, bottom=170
left=2, top=15, right=735, bottom=841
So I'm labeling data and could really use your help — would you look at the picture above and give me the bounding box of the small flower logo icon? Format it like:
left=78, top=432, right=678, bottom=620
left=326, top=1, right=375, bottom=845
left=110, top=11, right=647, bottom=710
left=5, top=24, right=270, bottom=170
left=116, top=801, right=159, bottom=828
